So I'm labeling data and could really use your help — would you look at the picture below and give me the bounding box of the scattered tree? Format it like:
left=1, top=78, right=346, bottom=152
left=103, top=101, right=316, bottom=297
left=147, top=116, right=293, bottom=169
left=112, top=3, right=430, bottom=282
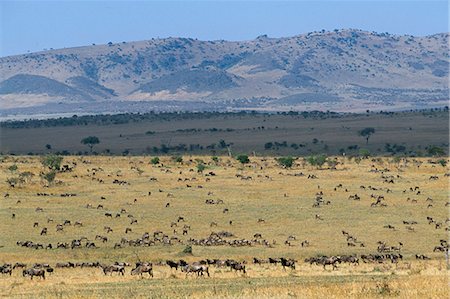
left=150, top=157, right=160, bottom=165
left=359, top=127, right=375, bottom=144
left=81, top=136, right=100, bottom=153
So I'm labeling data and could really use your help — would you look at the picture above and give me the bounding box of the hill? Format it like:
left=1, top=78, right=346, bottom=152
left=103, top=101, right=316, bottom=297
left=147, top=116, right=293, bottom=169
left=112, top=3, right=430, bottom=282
left=0, top=29, right=448, bottom=115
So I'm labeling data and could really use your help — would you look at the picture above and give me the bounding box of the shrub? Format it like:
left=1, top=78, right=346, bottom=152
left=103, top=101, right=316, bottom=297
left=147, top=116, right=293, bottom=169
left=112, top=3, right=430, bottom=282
left=150, top=157, right=160, bottom=165
left=427, top=146, right=445, bottom=157
left=437, top=159, right=447, bottom=167
left=173, top=156, right=183, bottom=163
left=41, top=155, right=63, bottom=171
left=306, top=154, right=327, bottom=168
left=8, top=164, right=18, bottom=173
left=182, top=245, right=193, bottom=255
left=197, top=163, right=206, bottom=173
left=41, top=170, right=56, bottom=185
left=211, top=156, right=219, bottom=163
left=236, top=154, right=250, bottom=164
left=359, top=149, right=371, bottom=158
left=276, top=156, right=296, bottom=168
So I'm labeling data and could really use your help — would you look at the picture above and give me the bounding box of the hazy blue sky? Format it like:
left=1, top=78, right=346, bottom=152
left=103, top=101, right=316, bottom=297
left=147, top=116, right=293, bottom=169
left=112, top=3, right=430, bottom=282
left=0, top=1, right=448, bottom=57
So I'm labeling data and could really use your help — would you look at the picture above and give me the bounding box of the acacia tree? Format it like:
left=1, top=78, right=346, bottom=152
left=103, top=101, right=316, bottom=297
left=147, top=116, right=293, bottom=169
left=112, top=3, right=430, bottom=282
left=81, top=136, right=100, bottom=153
left=359, top=127, right=375, bottom=145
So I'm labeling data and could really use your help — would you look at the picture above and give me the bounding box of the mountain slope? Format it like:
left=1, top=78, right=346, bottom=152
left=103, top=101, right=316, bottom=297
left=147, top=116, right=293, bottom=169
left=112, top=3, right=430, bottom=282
left=0, top=29, right=448, bottom=113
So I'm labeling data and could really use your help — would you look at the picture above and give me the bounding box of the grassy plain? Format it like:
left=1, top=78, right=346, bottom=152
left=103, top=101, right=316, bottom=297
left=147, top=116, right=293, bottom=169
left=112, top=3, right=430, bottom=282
left=0, top=155, right=448, bottom=298
left=1, top=110, right=448, bottom=156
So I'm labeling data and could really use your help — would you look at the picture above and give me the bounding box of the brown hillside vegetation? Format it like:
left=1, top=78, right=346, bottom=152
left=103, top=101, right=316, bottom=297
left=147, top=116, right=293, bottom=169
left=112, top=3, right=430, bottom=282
left=1, top=29, right=448, bottom=113
left=0, top=155, right=448, bottom=298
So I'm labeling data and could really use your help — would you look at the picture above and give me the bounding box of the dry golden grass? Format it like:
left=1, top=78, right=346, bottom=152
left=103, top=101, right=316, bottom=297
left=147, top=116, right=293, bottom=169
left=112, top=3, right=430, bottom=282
left=0, top=155, right=448, bottom=298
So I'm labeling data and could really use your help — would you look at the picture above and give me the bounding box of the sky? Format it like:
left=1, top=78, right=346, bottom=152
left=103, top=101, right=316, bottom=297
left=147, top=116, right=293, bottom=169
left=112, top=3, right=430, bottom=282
left=0, top=0, right=448, bottom=57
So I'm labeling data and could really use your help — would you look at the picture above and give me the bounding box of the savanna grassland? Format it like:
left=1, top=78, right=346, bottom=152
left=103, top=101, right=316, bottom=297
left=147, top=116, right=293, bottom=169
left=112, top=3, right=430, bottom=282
left=0, top=155, right=448, bottom=298
left=1, top=110, right=448, bottom=156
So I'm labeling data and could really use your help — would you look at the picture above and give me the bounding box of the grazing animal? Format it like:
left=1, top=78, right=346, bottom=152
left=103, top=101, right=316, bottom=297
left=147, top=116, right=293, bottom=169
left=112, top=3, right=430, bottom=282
left=102, top=265, right=125, bottom=276
left=280, top=258, right=296, bottom=270
left=182, top=264, right=210, bottom=277
left=23, top=268, right=45, bottom=280
left=230, top=262, right=246, bottom=274
left=131, top=263, right=153, bottom=277
left=166, top=260, right=180, bottom=270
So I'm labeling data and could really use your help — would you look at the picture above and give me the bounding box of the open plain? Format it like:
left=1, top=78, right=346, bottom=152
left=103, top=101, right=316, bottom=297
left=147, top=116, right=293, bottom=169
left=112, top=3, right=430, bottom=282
left=0, top=155, right=448, bottom=298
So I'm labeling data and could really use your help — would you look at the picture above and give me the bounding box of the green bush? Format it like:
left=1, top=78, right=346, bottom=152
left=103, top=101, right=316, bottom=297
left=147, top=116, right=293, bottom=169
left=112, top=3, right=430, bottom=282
left=437, top=159, right=447, bottom=167
left=172, top=156, right=183, bottom=163
left=306, top=154, right=327, bottom=168
left=42, top=170, right=56, bottom=185
left=427, top=146, right=445, bottom=157
left=41, top=155, right=63, bottom=171
left=236, top=154, right=250, bottom=164
left=150, top=157, right=160, bottom=165
left=182, top=245, right=193, bottom=255
left=359, top=149, right=371, bottom=158
left=197, top=163, right=206, bottom=173
left=276, top=156, right=296, bottom=168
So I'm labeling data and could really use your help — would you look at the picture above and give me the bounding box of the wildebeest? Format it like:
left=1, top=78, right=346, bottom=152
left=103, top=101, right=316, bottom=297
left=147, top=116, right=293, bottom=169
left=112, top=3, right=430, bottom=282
left=23, top=268, right=45, bottom=279
left=182, top=264, right=210, bottom=277
left=131, top=262, right=153, bottom=277
left=102, top=264, right=125, bottom=276
left=166, top=260, right=180, bottom=270
left=280, top=258, right=296, bottom=270
left=0, top=264, right=12, bottom=275
left=229, top=262, right=246, bottom=274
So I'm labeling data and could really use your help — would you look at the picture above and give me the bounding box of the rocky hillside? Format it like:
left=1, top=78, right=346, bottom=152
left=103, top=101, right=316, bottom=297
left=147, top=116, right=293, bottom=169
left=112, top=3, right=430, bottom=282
left=0, top=29, right=448, bottom=114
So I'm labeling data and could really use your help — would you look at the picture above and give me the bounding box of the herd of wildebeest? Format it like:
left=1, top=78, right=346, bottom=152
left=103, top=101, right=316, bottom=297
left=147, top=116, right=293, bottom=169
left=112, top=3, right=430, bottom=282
left=1, top=156, right=449, bottom=281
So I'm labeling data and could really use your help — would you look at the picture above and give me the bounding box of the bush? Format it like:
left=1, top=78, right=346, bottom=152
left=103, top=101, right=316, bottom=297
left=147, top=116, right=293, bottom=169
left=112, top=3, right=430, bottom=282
left=276, top=156, right=296, bottom=168
left=437, top=159, right=447, bottom=167
left=182, top=245, right=193, bottom=255
left=264, top=142, right=273, bottom=150
left=41, top=170, right=56, bottom=185
left=6, top=177, right=24, bottom=187
left=359, top=149, right=371, bottom=158
left=211, top=156, right=219, bottom=163
left=327, top=159, right=338, bottom=169
left=236, top=154, right=250, bottom=164
left=306, top=154, right=327, bottom=168
left=8, top=164, right=18, bottom=173
left=41, top=155, right=63, bottom=171
left=427, top=146, right=445, bottom=157
left=150, top=157, right=160, bottom=165
left=197, top=163, right=206, bottom=173
left=172, top=156, right=183, bottom=163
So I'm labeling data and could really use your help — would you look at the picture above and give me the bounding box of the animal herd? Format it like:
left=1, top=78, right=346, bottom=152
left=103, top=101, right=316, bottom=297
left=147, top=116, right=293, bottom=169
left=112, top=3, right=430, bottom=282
left=1, top=156, right=449, bottom=283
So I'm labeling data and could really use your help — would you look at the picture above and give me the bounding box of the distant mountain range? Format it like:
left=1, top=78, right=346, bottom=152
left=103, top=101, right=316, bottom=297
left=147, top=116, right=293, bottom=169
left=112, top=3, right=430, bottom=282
left=0, top=29, right=448, bottom=117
